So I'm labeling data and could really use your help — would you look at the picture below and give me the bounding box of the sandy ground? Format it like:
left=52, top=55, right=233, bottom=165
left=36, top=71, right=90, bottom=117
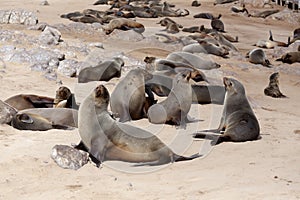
left=0, top=0, right=300, bottom=199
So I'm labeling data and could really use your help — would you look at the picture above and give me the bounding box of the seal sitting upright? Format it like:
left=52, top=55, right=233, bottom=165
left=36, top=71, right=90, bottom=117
left=193, top=77, right=260, bottom=144
left=264, top=72, right=286, bottom=98
left=77, top=85, right=200, bottom=166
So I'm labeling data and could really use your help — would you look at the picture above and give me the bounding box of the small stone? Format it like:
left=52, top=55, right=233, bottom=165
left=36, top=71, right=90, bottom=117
left=40, top=0, right=50, bottom=6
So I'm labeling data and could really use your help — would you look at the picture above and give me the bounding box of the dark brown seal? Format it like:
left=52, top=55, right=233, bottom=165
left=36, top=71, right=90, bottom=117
left=264, top=72, right=286, bottom=98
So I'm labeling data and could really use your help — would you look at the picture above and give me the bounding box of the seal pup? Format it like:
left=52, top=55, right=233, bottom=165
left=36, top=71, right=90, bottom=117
left=110, top=68, right=155, bottom=122
left=54, top=86, right=79, bottom=109
left=78, top=57, right=124, bottom=83
left=183, top=41, right=229, bottom=57
left=247, top=48, right=271, bottom=67
left=157, top=17, right=182, bottom=34
left=264, top=72, right=286, bottom=98
left=231, top=4, right=249, bottom=15
left=103, top=18, right=145, bottom=34
left=5, top=94, right=54, bottom=110
left=210, top=14, right=225, bottom=32
left=193, top=77, right=260, bottom=144
left=147, top=72, right=192, bottom=128
left=78, top=85, right=200, bottom=166
left=276, top=51, right=300, bottom=64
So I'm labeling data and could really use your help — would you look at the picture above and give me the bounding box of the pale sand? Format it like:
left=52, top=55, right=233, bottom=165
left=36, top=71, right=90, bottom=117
left=0, top=0, right=300, bottom=199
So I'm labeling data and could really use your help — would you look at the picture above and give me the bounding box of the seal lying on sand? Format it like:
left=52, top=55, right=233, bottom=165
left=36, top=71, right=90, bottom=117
left=193, top=77, right=260, bottom=144
left=103, top=18, right=145, bottom=34
left=77, top=84, right=200, bottom=166
left=147, top=72, right=192, bottom=127
left=264, top=72, right=286, bottom=98
left=276, top=51, right=300, bottom=64
left=247, top=48, right=271, bottom=67
left=5, top=94, right=54, bottom=110
left=78, top=57, right=124, bottom=83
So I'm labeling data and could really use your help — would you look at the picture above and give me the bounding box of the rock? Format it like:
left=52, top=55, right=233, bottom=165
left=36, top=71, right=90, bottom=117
left=51, top=144, right=89, bottom=170
left=30, top=63, right=50, bottom=72
left=58, top=59, right=89, bottom=77
left=109, top=29, right=144, bottom=42
left=0, top=100, right=17, bottom=124
left=28, top=22, right=48, bottom=31
left=0, top=10, right=11, bottom=24
left=44, top=70, right=57, bottom=81
left=39, top=26, right=62, bottom=45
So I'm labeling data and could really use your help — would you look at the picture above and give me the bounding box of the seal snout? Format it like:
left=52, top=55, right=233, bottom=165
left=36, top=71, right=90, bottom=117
left=95, top=85, right=109, bottom=99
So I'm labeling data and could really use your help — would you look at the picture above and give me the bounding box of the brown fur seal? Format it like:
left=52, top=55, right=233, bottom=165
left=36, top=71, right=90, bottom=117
left=78, top=57, right=124, bottom=83
left=268, top=30, right=290, bottom=47
left=157, top=17, right=182, bottom=34
left=147, top=72, right=192, bottom=127
left=211, top=15, right=225, bottom=32
left=193, top=77, right=260, bottom=144
left=247, top=48, right=271, bottom=67
left=193, top=13, right=216, bottom=19
left=231, top=4, right=249, bottom=15
left=276, top=51, right=300, bottom=64
left=103, top=18, right=145, bottom=35
left=110, top=68, right=155, bottom=122
left=249, top=9, right=279, bottom=18
left=192, top=85, right=225, bottom=105
left=264, top=72, right=286, bottom=98
left=77, top=84, right=199, bottom=166
left=5, top=94, right=54, bottom=110
left=289, top=28, right=300, bottom=44
left=166, top=51, right=221, bottom=70
left=191, top=0, right=201, bottom=7
left=54, top=86, right=79, bottom=109
left=182, top=41, right=229, bottom=57
left=17, top=108, right=78, bottom=128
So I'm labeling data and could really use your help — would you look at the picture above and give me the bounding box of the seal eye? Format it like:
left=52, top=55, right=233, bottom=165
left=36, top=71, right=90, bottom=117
left=229, top=82, right=232, bottom=87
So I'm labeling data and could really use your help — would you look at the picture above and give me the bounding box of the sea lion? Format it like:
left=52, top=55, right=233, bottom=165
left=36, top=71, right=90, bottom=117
left=193, top=77, right=260, bottom=144
left=11, top=112, right=72, bottom=131
left=147, top=72, right=192, bottom=127
left=289, top=28, right=300, bottom=44
left=214, top=0, right=238, bottom=5
left=211, top=15, right=225, bottom=32
left=268, top=30, right=290, bottom=47
left=17, top=108, right=78, bottom=128
left=4, top=94, right=54, bottom=110
left=157, top=17, right=182, bottom=34
left=276, top=51, right=300, bottom=64
left=249, top=9, right=279, bottom=18
left=166, top=51, right=221, bottom=70
left=54, top=86, right=79, bottom=110
left=77, top=84, right=199, bottom=166
left=110, top=68, right=155, bottom=122
left=103, top=18, right=145, bottom=35
left=247, top=48, right=271, bottom=67
left=78, top=57, right=124, bottom=83
left=192, top=85, right=225, bottom=105
left=264, top=72, right=286, bottom=98
left=191, top=0, right=201, bottom=7
left=231, top=4, right=249, bottom=15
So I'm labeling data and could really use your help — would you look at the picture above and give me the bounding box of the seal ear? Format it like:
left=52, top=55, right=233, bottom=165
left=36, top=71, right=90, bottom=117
left=17, top=113, right=34, bottom=124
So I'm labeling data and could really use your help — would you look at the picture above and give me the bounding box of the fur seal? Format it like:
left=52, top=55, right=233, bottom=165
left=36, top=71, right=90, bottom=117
left=182, top=41, right=229, bottom=57
left=166, top=51, right=221, bottom=70
left=147, top=72, right=192, bottom=127
left=289, top=28, right=300, bottom=44
left=103, top=18, right=145, bottom=35
left=211, top=15, right=225, bottom=32
left=157, top=17, right=182, bottom=34
left=231, top=4, right=249, bottom=15
left=192, top=85, right=225, bottom=105
left=264, top=72, right=286, bottom=98
left=78, top=57, right=124, bottom=83
left=247, top=48, right=271, bottom=67
left=54, top=86, right=79, bottom=109
left=276, top=51, right=300, bottom=64
left=78, top=84, right=199, bottom=166
left=5, top=94, right=54, bottom=110
left=193, top=13, right=216, bottom=19
left=11, top=112, right=71, bottom=131
left=191, top=0, right=201, bottom=7
left=214, top=0, right=238, bottom=5
left=17, top=108, right=78, bottom=128
left=249, top=9, right=280, bottom=18
left=110, top=68, right=155, bottom=122
left=193, top=77, right=260, bottom=144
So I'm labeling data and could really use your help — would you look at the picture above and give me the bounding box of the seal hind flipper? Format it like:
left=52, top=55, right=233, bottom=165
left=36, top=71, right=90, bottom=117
left=174, top=153, right=201, bottom=162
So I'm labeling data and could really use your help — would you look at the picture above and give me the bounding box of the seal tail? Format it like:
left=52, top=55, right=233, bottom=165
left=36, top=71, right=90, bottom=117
left=174, top=153, right=201, bottom=162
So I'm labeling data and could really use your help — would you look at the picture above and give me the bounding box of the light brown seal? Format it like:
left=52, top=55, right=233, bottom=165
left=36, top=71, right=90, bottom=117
left=78, top=57, right=124, bottom=83
left=276, top=51, right=300, bottom=64
left=5, top=94, right=54, bottom=110
left=264, top=72, right=286, bottom=98
left=77, top=84, right=199, bottom=166
left=103, top=18, right=145, bottom=35
left=147, top=72, right=192, bottom=127
left=193, top=77, right=260, bottom=144
left=110, top=68, right=155, bottom=122
left=54, top=86, right=79, bottom=110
